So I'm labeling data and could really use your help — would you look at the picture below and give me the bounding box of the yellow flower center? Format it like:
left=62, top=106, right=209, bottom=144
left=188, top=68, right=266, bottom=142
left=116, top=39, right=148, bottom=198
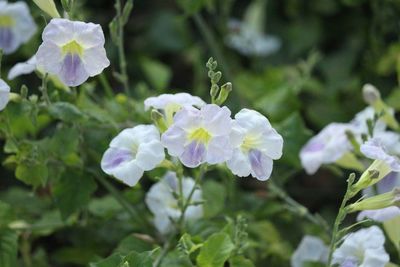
left=241, top=134, right=260, bottom=151
left=188, top=128, right=212, bottom=144
left=61, top=40, right=84, bottom=56
left=0, top=16, right=14, bottom=27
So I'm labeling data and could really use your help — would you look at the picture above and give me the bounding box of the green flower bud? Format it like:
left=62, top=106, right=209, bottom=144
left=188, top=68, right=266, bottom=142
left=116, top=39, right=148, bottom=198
left=347, top=187, right=400, bottom=213
left=151, top=109, right=168, bottom=133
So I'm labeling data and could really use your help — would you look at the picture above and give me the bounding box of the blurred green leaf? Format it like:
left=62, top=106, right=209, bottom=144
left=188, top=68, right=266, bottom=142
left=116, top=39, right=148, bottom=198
left=0, top=229, right=18, bottom=267
left=114, top=234, right=153, bottom=255
left=48, top=102, right=86, bottom=123
left=141, top=58, right=172, bottom=92
left=197, top=233, right=234, bottom=267
left=202, top=180, right=226, bottom=218
left=89, top=254, right=123, bottom=267
left=0, top=201, right=14, bottom=227
left=229, top=255, right=255, bottom=267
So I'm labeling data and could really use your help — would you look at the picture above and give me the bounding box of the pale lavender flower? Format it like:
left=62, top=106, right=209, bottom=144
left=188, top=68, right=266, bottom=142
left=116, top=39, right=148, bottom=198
left=357, top=207, right=400, bottom=222
left=0, top=1, right=36, bottom=54
left=7, top=56, right=37, bottom=80
left=351, top=107, right=387, bottom=136
left=291, top=236, right=328, bottom=267
left=145, top=172, right=203, bottom=234
left=226, top=19, right=281, bottom=57
left=161, top=104, right=234, bottom=168
left=0, top=79, right=10, bottom=111
left=332, top=226, right=389, bottom=267
left=101, top=125, right=165, bottom=187
left=360, top=137, right=400, bottom=171
left=300, top=123, right=353, bottom=175
left=36, top=18, right=110, bottom=87
left=144, top=93, right=206, bottom=111
left=226, top=109, right=283, bottom=181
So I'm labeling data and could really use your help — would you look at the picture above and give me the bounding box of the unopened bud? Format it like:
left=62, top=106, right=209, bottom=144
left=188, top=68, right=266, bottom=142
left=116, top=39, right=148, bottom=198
left=215, top=82, right=232, bottom=105
left=347, top=187, right=400, bottom=212
left=151, top=109, right=167, bottom=133
left=20, top=85, right=28, bottom=99
left=362, top=84, right=381, bottom=105
left=210, top=84, right=219, bottom=99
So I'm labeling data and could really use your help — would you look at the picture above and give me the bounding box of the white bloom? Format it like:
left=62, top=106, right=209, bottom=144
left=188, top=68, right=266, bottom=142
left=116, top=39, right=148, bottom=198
left=300, top=123, right=353, bottom=175
left=0, top=1, right=36, bottom=54
left=144, top=93, right=206, bottom=111
left=226, top=109, right=283, bottom=181
left=161, top=104, right=234, bottom=168
left=0, top=79, right=10, bottom=111
left=101, top=125, right=165, bottom=187
left=36, top=18, right=110, bottom=87
left=145, top=172, right=203, bottom=234
left=7, top=56, right=37, bottom=80
left=357, top=207, right=400, bottom=222
left=226, top=19, right=281, bottom=57
left=360, top=137, right=400, bottom=172
left=291, top=236, right=328, bottom=267
left=351, top=107, right=388, bottom=136
left=332, top=226, right=389, bottom=267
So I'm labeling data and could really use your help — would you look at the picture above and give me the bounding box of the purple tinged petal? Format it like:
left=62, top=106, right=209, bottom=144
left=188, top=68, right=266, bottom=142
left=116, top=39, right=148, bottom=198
left=181, top=141, right=206, bottom=168
left=0, top=27, right=14, bottom=53
left=248, top=149, right=273, bottom=180
left=59, top=53, right=88, bottom=86
left=101, top=147, right=133, bottom=174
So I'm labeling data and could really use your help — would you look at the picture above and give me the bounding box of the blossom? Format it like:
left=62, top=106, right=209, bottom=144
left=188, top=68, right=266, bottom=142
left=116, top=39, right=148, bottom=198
left=291, top=236, right=328, bottom=267
left=144, top=93, right=206, bottom=112
left=101, top=125, right=165, bottom=187
left=226, top=109, right=283, bottom=181
left=351, top=107, right=387, bottom=136
left=36, top=18, right=110, bottom=87
left=0, top=79, right=10, bottom=111
left=332, top=226, right=389, bottom=267
left=357, top=207, right=400, bottom=222
left=300, top=123, right=353, bottom=175
left=161, top=104, right=234, bottom=168
left=360, top=137, right=400, bottom=171
left=0, top=1, right=36, bottom=54
left=7, top=56, right=37, bottom=80
left=145, top=172, right=203, bottom=234
left=226, top=19, right=281, bottom=56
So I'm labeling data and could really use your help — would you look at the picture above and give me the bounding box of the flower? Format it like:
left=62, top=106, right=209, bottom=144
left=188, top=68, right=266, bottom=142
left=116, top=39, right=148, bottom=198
left=145, top=172, right=203, bottom=234
left=357, top=207, right=400, bottom=222
left=7, top=56, right=37, bottom=80
left=101, top=125, right=165, bottom=187
left=0, top=79, right=10, bottom=111
left=36, top=18, right=110, bottom=87
left=226, top=19, right=281, bottom=56
left=144, top=93, right=206, bottom=112
left=360, top=137, right=400, bottom=172
left=291, top=236, right=328, bottom=267
left=300, top=123, right=353, bottom=175
left=0, top=1, right=36, bottom=54
left=161, top=104, right=234, bottom=168
left=332, top=226, right=389, bottom=267
left=226, top=109, right=283, bottom=181
left=351, top=107, right=387, bottom=136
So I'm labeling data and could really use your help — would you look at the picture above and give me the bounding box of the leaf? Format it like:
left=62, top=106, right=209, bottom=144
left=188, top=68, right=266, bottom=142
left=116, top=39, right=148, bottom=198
left=88, top=196, right=123, bottom=218
left=176, top=0, right=207, bottom=15
left=53, top=170, right=97, bottom=219
left=114, top=235, right=153, bottom=255
left=202, top=180, right=226, bottom=218
left=0, top=201, right=14, bottom=227
left=229, top=255, right=255, bottom=267
left=0, top=229, right=18, bottom=267
left=141, top=58, right=172, bottom=92
left=89, top=254, right=123, bottom=267
left=196, top=233, right=234, bottom=267
left=15, top=161, right=48, bottom=187
left=121, top=0, right=134, bottom=25
left=48, top=102, right=85, bottom=123
left=123, top=251, right=153, bottom=267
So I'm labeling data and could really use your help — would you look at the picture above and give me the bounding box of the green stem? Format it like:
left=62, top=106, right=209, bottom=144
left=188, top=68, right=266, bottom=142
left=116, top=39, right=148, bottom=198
left=327, top=174, right=355, bottom=266
left=116, top=0, right=130, bottom=96
left=40, top=73, right=51, bottom=105
left=99, top=73, right=114, bottom=98
left=20, top=232, right=32, bottom=267
left=269, top=181, right=331, bottom=237
left=153, top=232, right=176, bottom=267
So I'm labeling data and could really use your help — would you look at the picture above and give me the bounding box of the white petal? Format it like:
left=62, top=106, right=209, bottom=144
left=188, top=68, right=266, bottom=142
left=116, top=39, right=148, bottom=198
left=42, top=18, right=76, bottom=45
left=206, top=136, right=233, bottom=164
left=36, top=42, right=63, bottom=74
left=111, top=161, right=144, bottom=187
left=82, top=46, right=110, bottom=76
left=135, top=140, right=165, bottom=171
left=75, top=22, right=105, bottom=48
left=161, top=125, right=186, bottom=157
left=202, top=104, right=232, bottom=136
left=7, top=56, right=37, bottom=80
left=0, top=79, right=10, bottom=111
left=227, top=148, right=252, bottom=177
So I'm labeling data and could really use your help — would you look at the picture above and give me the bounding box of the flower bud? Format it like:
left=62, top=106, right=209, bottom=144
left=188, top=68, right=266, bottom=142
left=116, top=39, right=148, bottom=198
left=33, top=0, right=61, bottom=18
left=362, top=84, right=381, bottom=105
left=151, top=109, right=168, bottom=133
left=215, top=82, right=232, bottom=106
left=347, top=188, right=400, bottom=212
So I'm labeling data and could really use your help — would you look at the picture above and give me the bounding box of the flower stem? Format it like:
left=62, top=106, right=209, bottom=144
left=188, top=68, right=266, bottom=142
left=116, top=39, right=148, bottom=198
left=99, top=73, right=114, bottom=98
left=40, top=73, right=51, bottom=105
left=327, top=173, right=356, bottom=266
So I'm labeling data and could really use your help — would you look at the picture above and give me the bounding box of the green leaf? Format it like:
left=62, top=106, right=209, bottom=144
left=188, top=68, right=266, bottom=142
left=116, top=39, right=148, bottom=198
left=114, top=235, right=153, bottom=255
left=0, top=201, right=14, bottom=227
left=89, top=254, right=123, bottom=267
left=49, top=125, right=81, bottom=166
left=15, top=161, right=48, bottom=187
left=48, top=102, right=85, bottom=123
left=123, top=251, right=153, bottom=267
left=202, top=180, right=226, bottom=218
left=229, top=255, right=255, bottom=267
left=176, top=0, right=207, bottom=15
left=121, top=0, right=133, bottom=25
left=88, top=195, right=123, bottom=218
left=0, top=229, right=18, bottom=267
left=196, top=233, right=234, bottom=267
left=53, top=170, right=97, bottom=219
left=141, top=58, right=172, bottom=92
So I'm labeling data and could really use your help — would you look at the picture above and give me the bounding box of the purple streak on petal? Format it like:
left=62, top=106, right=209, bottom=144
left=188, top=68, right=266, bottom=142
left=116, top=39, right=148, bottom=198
left=377, top=172, right=398, bottom=194
left=303, top=141, right=325, bottom=153
left=249, top=149, right=266, bottom=178
left=60, top=53, right=83, bottom=85
left=341, top=259, right=358, bottom=267
left=102, top=148, right=133, bottom=170
left=181, top=141, right=206, bottom=168
left=0, top=28, right=13, bottom=51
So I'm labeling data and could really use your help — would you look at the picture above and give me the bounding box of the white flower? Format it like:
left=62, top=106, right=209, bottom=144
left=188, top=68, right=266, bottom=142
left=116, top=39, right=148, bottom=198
left=291, top=235, right=328, bottom=267
left=0, top=79, right=10, bottom=111
left=226, top=109, right=283, bottom=181
left=351, top=107, right=389, bottom=137
left=357, top=207, right=400, bottom=223
left=0, top=1, right=36, bottom=54
left=144, top=93, right=206, bottom=112
left=332, top=226, right=389, bottom=267
left=101, top=125, right=165, bottom=187
left=145, top=172, right=203, bottom=234
left=300, top=123, right=353, bottom=175
left=161, top=104, right=234, bottom=168
left=226, top=19, right=281, bottom=57
left=360, top=137, right=400, bottom=171
left=7, top=56, right=37, bottom=80
left=36, top=18, right=110, bottom=87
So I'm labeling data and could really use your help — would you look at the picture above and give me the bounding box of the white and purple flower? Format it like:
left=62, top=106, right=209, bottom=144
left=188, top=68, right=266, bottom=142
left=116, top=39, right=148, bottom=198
left=291, top=235, right=329, bottom=267
left=0, top=79, right=10, bottom=111
left=145, top=172, right=203, bottom=234
left=332, top=226, right=389, bottom=267
left=0, top=1, right=36, bottom=54
left=36, top=18, right=110, bottom=87
left=161, top=104, right=234, bottom=168
left=300, top=123, right=353, bottom=175
left=101, top=125, right=165, bottom=187
left=226, top=109, right=283, bottom=181
left=360, top=137, right=400, bottom=172
left=7, top=56, right=37, bottom=80
left=144, top=93, right=205, bottom=112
